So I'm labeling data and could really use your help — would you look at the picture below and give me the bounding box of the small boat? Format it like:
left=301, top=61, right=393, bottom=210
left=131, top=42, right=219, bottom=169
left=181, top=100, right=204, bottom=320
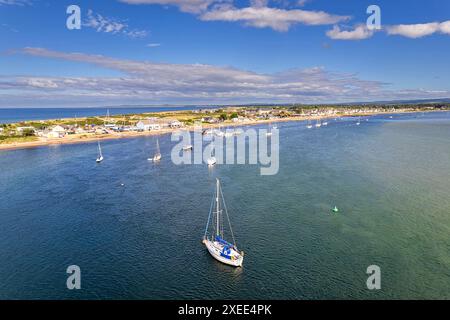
left=207, top=156, right=217, bottom=166
left=96, top=141, right=104, bottom=163
left=202, top=129, right=213, bottom=136
left=232, top=129, right=242, bottom=136
left=224, top=131, right=234, bottom=138
left=322, top=120, right=328, bottom=126
left=207, top=143, right=216, bottom=166
left=148, top=138, right=162, bottom=161
left=215, top=126, right=225, bottom=137
left=266, top=122, right=277, bottom=137
left=266, top=122, right=273, bottom=136
left=183, top=144, right=193, bottom=151
left=332, top=206, right=339, bottom=213
left=203, top=179, right=244, bottom=267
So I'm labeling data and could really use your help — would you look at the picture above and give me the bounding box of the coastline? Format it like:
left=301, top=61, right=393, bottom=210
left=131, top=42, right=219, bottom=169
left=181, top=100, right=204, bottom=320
left=0, top=110, right=438, bottom=151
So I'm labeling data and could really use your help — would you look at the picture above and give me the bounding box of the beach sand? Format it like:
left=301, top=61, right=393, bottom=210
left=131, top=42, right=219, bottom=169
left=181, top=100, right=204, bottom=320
left=0, top=110, right=430, bottom=151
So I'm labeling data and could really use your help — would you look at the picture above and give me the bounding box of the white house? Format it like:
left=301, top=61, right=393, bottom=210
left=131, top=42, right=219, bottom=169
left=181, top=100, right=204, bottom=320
left=136, top=120, right=161, bottom=131
left=46, top=125, right=66, bottom=138
left=169, top=120, right=182, bottom=128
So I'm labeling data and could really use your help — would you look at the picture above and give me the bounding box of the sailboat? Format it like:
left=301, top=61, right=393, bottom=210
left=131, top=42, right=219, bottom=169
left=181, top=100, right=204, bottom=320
left=96, top=141, right=104, bottom=163
left=215, top=126, right=225, bottom=137
left=266, top=122, right=273, bottom=136
left=148, top=138, right=162, bottom=161
left=224, top=128, right=234, bottom=138
left=322, top=119, right=328, bottom=126
left=96, top=142, right=104, bottom=163
left=306, top=119, right=313, bottom=129
left=315, top=119, right=322, bottom=128
left=207, top=148, right=217, bottom=166
left=202, top=179, right=244, bottom=267
left=356, top=117, right=361, bottom=126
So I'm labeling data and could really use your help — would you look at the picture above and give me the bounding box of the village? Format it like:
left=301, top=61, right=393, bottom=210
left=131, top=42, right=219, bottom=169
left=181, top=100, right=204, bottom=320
left=0, top=104, right=447, bottom=148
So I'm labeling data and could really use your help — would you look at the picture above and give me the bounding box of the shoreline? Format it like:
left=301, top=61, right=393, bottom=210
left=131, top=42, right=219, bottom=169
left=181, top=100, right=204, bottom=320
left=0, top=109, right=441, bottom=151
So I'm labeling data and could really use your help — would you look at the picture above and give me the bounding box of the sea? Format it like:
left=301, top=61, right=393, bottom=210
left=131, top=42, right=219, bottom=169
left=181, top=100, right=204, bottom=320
left=0, top=106, right=218, bottom=124
left=0, top=111, right=449, bottom=299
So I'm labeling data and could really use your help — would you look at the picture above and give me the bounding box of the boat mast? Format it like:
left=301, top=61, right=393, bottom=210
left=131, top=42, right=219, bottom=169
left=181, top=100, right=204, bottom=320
left=98, top=141, right=102, bottom=157
left=216, top=178, right=220, bottom=237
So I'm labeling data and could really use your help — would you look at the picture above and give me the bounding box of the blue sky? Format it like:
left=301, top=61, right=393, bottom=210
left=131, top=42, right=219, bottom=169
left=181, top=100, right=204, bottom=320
left=0, top=0, right=449, bottom=107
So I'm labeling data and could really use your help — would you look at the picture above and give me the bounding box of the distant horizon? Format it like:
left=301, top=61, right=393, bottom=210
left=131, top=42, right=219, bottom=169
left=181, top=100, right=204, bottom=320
left=1, top=97, right=450, bottom=109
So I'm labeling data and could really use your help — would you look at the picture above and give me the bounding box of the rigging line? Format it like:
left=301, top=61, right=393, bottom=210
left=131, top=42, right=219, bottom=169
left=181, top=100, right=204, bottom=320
left=219, top=186, right=236, bottom=247
left=204, top=190, right=215, bottom=239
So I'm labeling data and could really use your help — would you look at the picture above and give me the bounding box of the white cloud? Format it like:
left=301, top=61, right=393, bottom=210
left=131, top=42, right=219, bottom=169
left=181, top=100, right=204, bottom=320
left=386, top=21, right=450, bottom=38
left=84, top=9, right=149, bottom=38
left=0, top=47, right=447, bottom=107
left=440, top=21, right=450, bottom=35
left=386, top=22, right=440, bottom=38
left=200, top=6, right=350, bottom=32
left=118, top=0, right=216, bottom=13
left=326, top=24, right=375, bottom=40
left=327, top=20, right=450, bottom=40
left=0, top=0, right=30, bottom=5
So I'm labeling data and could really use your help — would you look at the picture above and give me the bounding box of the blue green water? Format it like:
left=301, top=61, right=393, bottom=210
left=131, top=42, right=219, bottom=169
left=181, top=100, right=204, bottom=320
left=1, top=112, right=449, bottom=299
left=0, top=106, right=217, bottom=124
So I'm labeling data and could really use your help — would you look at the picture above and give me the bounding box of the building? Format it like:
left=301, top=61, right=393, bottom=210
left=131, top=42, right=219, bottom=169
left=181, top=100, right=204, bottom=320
left=202, top=117, right=219, bottom=124
left=232, top=116, right=250, bottom=123
left=168, top=120, right=182, bottom=128
left=136, top=120, right=161, bottom=131
left=16, top=126, right=36, bottom=135
left=44, top=125, right=66, bottom=138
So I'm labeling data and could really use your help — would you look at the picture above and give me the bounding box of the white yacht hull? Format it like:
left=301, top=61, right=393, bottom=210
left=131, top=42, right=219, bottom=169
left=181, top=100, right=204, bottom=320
left=149, top=154, right=161, bottom=161
left=203, top=239, right=243, bottom=267
left=207, top=157, right=217, bottom=166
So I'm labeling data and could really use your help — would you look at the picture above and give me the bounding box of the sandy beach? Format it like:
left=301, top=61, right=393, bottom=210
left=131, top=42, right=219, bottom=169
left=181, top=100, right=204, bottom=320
left=0, top=110, right=434, bottom=151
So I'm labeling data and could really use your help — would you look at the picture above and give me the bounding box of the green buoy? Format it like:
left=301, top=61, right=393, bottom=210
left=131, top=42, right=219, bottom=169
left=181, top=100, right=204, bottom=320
left=332, top=206, right=339, bottom=213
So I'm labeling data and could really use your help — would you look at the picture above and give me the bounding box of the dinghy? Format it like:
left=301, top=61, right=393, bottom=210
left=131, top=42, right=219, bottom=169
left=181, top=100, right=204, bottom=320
left=203, top=179, right=244, bottom=267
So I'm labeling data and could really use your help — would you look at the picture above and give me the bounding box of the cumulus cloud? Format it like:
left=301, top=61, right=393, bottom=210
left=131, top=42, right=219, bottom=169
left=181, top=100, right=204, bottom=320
left=0, top=47, right=448, bottom=107
left=386, top=21, right=450, bottom=38
left=326, top=24, right=375, bottom=40
left=200, top=6, right=350, bottom=31
left=118, top=0, right=216, bottom=13
left=327, top=20, right=450, bottom=40
left=84, top=9, right=148, bottom=38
